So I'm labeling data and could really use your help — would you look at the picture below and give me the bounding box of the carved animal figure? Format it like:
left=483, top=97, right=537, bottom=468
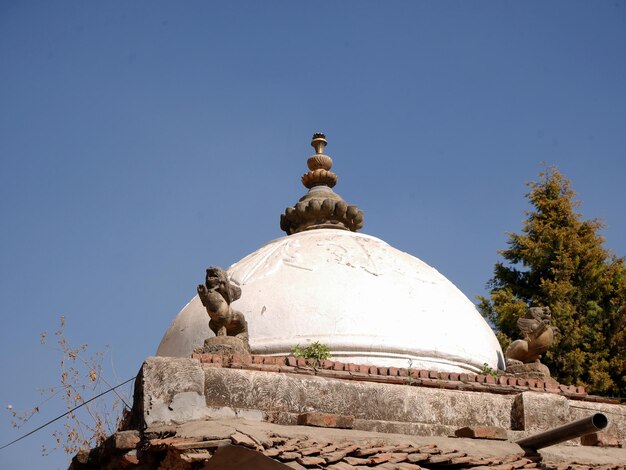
left=505, top=306, right=558, bottom=365
left=197, top=266, right=249, bottom=342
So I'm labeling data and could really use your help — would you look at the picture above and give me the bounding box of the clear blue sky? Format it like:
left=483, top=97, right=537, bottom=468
left=1, top=1, right=625, bottom=468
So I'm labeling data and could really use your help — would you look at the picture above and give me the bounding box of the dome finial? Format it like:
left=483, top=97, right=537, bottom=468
left=304, top=132, right=335, bottom=186
left=280, top=133, right=364, bottom=235
left=311, top=132, right=327, bottom=155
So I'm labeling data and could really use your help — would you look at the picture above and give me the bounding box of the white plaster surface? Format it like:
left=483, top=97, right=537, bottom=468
left=157, top=229, right=504, bottom=372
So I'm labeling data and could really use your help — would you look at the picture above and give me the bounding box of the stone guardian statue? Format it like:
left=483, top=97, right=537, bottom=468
left=196, top=266, right=250, bottom=354
left=505, top=306, right=559, bottom=379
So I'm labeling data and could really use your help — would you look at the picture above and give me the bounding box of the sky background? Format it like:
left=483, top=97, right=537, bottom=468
left=1, top=1, right=625, bottom=468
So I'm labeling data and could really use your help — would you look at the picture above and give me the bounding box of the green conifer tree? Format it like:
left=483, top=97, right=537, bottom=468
left=478, top=167, right=626, bottom=397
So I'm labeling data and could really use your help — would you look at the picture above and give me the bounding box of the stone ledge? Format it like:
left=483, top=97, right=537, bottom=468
left=190, top=353, right=613, bottom=404
left=127, top=357, right=625, bottom=445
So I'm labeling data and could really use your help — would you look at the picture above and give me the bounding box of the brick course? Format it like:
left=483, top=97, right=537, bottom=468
left=189, top=353, right=615, bottom=404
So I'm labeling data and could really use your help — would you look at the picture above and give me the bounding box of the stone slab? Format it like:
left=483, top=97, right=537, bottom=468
left=201, top=365, right=515, bottom=430
left=511, top=392, right=569, bottom=432
left=138, top=356, right=211, bottom=426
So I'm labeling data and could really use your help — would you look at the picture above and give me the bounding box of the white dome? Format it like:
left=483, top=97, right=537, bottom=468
left=157, top=229, right=504, bottom=373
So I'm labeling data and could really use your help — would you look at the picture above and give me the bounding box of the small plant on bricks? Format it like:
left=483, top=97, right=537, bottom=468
left=406, top=358, right=414, bottom=385
left=291, top=341, right=330, bottom=367
left=479, top=362, right=498, bottom=377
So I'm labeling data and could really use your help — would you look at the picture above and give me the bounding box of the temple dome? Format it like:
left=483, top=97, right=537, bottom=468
left=157, top=228, right=504, bottom=373
left=156, top=133, right=505, bottom=373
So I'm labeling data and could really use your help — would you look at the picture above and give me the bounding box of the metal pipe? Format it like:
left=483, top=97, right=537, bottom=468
left=516, top=413, right=608, bottom=450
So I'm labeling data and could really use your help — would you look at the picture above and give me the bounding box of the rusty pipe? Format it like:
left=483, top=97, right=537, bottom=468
left=516, top=413, right=608, bottom=450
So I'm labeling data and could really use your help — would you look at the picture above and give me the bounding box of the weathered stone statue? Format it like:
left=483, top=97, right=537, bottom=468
left=506, top=306, right=556, bottom=364
left=196, top=266, right=250, bottom=354
left=505, top=306, right=558, bottom=380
